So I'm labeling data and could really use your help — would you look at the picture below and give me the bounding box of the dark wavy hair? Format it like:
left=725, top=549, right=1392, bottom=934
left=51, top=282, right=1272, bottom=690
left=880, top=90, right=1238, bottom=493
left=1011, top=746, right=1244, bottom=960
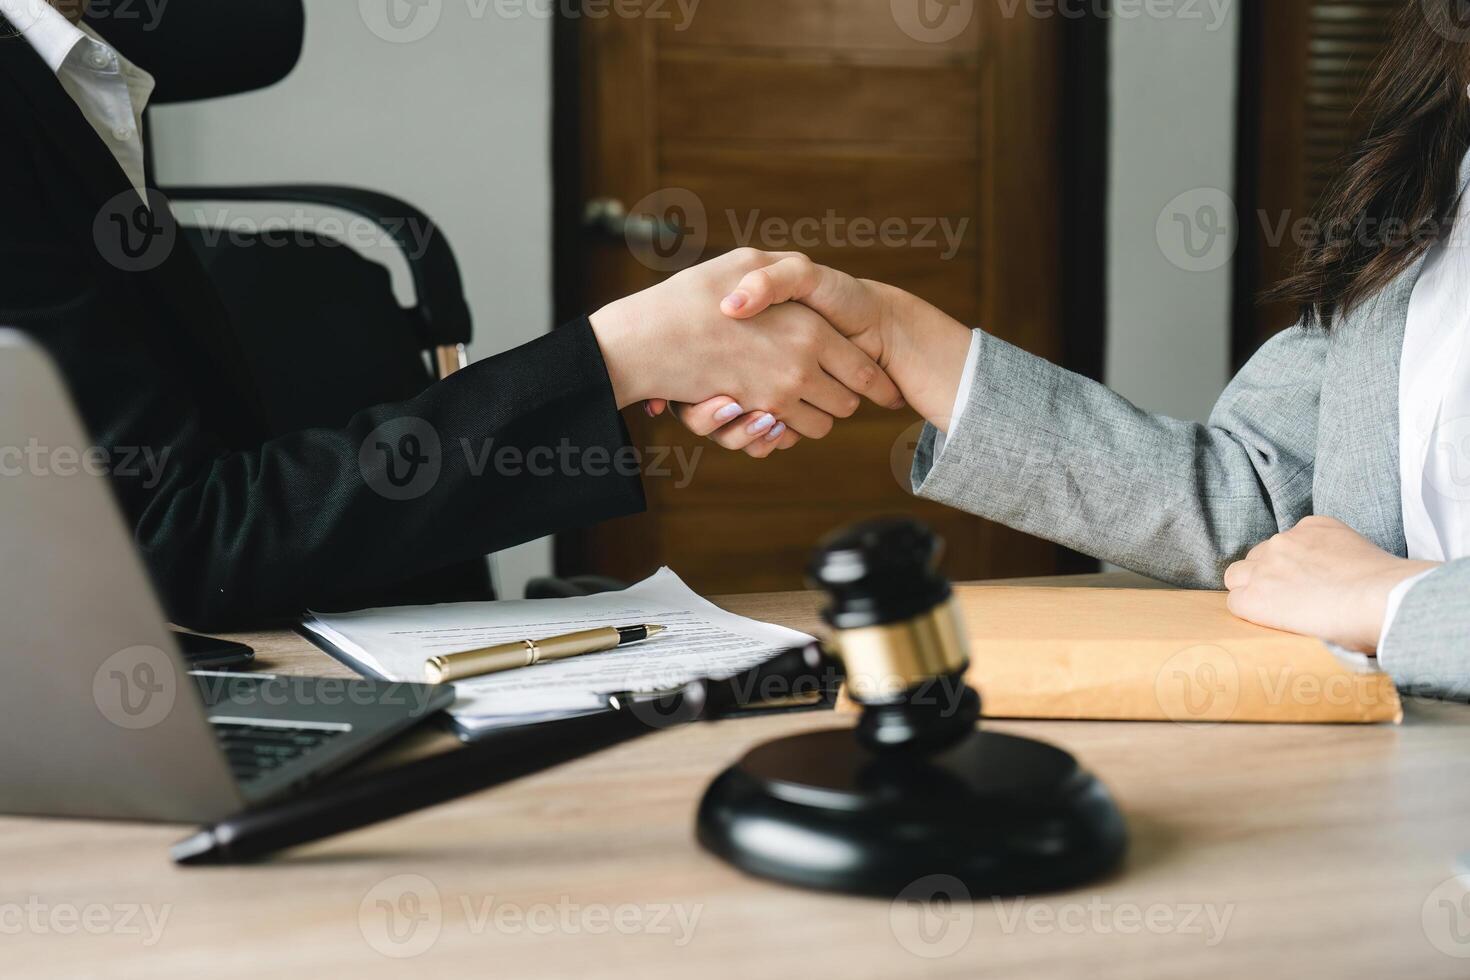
left=1266, top=1, right=1470, bottom=327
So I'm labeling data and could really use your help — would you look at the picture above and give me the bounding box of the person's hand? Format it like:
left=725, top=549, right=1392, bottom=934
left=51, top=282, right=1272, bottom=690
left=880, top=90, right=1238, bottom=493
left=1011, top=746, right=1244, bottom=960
left=1223, top=516, right=1441, bottom=653
left=588, top=249, right=904, bottom=442
left=646, top=396, right=803, bottom=458
left=676, top=253, right=974, bottom=431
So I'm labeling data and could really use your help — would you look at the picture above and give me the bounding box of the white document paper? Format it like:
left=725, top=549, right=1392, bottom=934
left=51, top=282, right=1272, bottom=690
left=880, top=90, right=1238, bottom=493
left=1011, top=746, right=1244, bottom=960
left=301, top=568, right=815, bottom=736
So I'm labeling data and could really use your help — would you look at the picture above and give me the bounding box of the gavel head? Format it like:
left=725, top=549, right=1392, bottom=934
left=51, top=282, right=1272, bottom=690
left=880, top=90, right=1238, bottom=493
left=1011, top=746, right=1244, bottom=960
left=809, top=518, right=980, bottom=753
left=697, top=516, right=1128, bottom=896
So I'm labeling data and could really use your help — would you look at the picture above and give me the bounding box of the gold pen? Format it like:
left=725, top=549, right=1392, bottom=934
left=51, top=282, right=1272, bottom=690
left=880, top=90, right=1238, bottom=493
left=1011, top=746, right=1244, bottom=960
left=424, top=624, right=666, bottom=684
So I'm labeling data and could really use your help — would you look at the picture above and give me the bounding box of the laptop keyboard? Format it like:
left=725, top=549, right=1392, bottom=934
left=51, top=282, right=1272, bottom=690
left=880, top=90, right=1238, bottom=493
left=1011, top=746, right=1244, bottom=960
left=211, top=722, right=346, bottom=783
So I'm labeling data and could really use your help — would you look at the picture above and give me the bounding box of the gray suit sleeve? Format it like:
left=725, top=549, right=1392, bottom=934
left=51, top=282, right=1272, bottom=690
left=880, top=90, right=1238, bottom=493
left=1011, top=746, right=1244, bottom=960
left=1379, top=560, right=1470, bottom=701
left=911, top=325, right=1327, bottom=587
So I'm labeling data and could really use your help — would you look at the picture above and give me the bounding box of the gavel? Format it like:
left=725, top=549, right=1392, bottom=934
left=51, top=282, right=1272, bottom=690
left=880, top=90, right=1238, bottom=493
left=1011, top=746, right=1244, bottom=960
left=176, top=518, right=1125, bottom=890
left=696, top=518, right=1128, bottom=897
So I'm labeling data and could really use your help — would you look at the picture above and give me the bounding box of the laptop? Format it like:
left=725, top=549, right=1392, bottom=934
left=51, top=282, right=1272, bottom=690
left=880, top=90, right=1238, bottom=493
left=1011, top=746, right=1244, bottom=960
left=0, top=329, right=455, bottom=822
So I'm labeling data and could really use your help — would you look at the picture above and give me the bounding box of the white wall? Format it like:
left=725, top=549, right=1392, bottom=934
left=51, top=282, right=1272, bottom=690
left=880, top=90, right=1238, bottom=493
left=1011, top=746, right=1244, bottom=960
left=150, top=0, right=555, bottom=596
left=1107, top=3, right=1241, bottom=423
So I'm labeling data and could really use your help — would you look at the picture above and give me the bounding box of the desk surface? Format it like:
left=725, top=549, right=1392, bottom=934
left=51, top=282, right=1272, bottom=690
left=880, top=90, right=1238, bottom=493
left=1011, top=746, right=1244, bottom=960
left=7, top=574, right=1470, bottom=979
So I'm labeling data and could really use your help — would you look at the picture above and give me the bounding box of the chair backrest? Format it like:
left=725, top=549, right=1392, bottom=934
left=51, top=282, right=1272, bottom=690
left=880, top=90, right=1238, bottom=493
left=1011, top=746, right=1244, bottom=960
left=94, top=0, right=490, bottom=603
left=88, top=0, right=305, bottom=104
left=180, top=223, right=437, bottom=435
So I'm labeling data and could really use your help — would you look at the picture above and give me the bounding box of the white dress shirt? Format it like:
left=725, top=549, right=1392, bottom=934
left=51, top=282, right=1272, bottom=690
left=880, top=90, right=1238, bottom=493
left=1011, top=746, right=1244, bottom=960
left=4, top=0, right=154, bottom=194
left=930, top=330, right=982, bottom=457
left=1385, top=146, right=1470, bottom=644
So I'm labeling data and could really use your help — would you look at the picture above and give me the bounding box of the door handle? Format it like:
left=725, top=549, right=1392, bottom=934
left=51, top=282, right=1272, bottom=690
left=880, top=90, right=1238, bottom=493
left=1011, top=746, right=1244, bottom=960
left=583, top=198, right=675, bottom=245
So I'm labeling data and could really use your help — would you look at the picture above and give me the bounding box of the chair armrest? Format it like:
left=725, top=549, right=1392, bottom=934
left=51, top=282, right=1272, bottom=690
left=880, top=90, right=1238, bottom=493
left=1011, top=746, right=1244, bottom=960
left=524, top=576, right=630, bottom=600
left=160, top=184, right=472, bottom=347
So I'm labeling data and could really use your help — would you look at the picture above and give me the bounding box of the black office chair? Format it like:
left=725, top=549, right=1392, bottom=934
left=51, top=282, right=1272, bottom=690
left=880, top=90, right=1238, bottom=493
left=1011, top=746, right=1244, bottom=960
left=97, top=1, right=488, bottom=602
left=96, top=2, right=619, bottom=603
left=105, top=3, right=471, bottom=412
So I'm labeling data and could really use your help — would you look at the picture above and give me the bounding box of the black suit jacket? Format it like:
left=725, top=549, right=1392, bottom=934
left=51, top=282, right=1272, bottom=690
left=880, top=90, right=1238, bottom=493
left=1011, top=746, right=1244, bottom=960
left=0, top=28, right=645, bottom=629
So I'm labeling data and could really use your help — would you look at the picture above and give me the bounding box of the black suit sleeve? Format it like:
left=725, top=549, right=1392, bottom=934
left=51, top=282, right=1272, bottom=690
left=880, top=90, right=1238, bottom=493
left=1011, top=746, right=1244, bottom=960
left=58, top=293, right=645, bottom=630
left=127, top=318, right=646, bottom=629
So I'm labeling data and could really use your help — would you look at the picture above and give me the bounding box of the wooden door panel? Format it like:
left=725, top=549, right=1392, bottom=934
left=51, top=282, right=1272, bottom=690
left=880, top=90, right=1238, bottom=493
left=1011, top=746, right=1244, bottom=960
left=656, top=0, right=982, bottom=53
left=566, top=1, right=1065, bottom=593
left=658, top=54, right=980, bottom=147
left=663, top=150, right=979, bottom=240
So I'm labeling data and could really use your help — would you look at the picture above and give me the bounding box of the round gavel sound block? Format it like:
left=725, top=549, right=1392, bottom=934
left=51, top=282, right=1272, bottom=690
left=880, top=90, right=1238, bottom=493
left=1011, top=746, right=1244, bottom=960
left=697, top=519, right=1127, bottom=897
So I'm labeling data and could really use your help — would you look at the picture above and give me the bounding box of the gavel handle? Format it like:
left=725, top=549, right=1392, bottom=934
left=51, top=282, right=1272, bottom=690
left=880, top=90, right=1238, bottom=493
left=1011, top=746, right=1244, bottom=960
left=172, top=642, right=841, bottom=865
left=618, top=642, right=842, bottom=725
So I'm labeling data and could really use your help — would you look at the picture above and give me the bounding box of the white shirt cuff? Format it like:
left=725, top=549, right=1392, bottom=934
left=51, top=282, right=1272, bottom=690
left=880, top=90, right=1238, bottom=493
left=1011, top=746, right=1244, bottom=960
left=931, top=329, right=982, bottom=459
left=1376, top=568, right=1438, bottom=655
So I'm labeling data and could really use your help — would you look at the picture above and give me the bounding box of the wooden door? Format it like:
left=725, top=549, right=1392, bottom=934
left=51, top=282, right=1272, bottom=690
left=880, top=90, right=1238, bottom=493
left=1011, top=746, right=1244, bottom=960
left=556, top=0, right=1069, bottom=594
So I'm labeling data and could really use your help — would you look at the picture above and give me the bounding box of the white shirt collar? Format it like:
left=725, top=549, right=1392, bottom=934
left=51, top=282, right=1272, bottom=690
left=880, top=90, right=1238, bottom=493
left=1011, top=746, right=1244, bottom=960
left=1, top=1, right=155, bottom=195
left=1, top=0, right=89, bottom=74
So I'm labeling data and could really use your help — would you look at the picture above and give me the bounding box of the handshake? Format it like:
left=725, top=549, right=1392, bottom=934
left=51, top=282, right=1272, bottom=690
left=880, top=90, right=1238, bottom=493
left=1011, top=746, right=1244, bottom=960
left=587, top=248, right=975, bottom=455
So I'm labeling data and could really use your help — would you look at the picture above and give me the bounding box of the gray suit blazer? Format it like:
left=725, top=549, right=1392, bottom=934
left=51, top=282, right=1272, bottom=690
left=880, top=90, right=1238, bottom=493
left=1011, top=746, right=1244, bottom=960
left=911, top=255, right=1468, bottom=700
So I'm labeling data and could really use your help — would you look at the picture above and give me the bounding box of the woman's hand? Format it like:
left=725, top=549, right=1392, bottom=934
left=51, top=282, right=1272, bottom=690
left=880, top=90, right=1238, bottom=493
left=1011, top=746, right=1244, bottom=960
left=716, top=253, right=974, bottom=430
left=588, top=249, right=904, bottom=441
left=1223, top=516, right=1440, bottom=653
left=647, top=397, right=802, bottom=457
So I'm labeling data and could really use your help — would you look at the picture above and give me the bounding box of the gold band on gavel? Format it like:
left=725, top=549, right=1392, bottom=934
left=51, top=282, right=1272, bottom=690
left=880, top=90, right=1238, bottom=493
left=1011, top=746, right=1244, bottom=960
left=831, top=599, right=970, bottom=703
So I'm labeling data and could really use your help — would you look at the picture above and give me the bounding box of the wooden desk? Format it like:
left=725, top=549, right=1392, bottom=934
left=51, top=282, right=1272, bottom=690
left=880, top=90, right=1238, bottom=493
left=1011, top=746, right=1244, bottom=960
left=7, top=575, right=1470, bottom=979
